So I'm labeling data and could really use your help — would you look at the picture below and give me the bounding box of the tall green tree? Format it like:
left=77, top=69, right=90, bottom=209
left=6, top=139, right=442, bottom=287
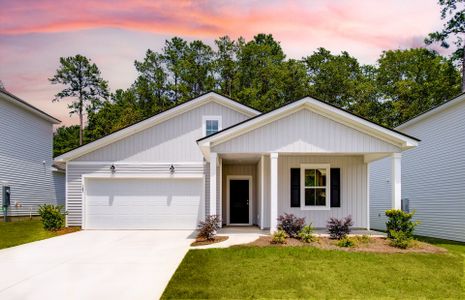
left=49, top=54, right=109, bottom=145
left=133, top=49, right=170, bottom=117
left=163, top=37, right=188, bottom=102
left=376, top=48, right=461, bottom=126
left=425, top=0, right=465, bottom=91
left=214, top=36, right=239, bottom=97
left=53, top=125, right=81, bottom=157
left=181, top=40, right=215, bottom=98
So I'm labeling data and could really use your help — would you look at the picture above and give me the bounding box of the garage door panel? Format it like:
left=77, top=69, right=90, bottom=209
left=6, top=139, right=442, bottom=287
left=85, top=178, right=203, bottom=229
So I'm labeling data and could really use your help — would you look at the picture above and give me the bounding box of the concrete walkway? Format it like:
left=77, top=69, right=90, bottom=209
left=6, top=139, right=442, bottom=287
left=0, top=230, right=195, bottom=300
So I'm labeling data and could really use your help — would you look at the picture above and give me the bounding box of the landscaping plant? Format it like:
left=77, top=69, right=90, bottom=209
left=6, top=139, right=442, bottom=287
left=385, top=209, right=419, bottom=248
left=271, top=229, right=287, bottom=244
left=326, top=215, right=353, bottom=239
left=277, top=213, right=305, bottom=238
left=298, top=224, right=316, bottom=243
left=38, top=204, right=67, bottom=231
left=197, top=215, right=221, bottom=241
left=337, top=237, right=356, bottom=248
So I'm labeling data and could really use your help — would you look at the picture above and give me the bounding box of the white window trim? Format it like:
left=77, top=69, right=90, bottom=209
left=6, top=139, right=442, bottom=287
left=202, top=115, right=222, bottom=137
left=300, top=163, right=331, bottom=211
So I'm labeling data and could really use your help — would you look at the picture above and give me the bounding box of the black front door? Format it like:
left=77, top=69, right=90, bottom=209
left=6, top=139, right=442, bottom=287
left=230, top=179, right=249, bottom=224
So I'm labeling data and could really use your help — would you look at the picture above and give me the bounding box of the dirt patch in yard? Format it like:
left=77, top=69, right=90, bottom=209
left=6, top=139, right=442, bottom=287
left=240, top=236, right=447, bottom=254
left=191, top=236, right=229, bottom=247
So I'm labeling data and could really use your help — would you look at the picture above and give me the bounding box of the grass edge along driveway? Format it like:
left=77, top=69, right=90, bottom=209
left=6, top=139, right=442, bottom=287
left=0, top=219, right=79, bottom=250
left=162, top=237, right=465, bottom=299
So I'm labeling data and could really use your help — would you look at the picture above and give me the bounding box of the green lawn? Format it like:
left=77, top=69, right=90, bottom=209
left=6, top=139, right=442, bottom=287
left=162, top=237, right=465, bottom=299
left=0, top=219, right=79, bottom=250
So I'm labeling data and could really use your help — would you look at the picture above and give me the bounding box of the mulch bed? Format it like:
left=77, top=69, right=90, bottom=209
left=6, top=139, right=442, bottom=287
left=191, top=236, right=229, bottom=247
left=240, top=236, right=447, bottom=254
left=54, top=226, right=81, bottom=235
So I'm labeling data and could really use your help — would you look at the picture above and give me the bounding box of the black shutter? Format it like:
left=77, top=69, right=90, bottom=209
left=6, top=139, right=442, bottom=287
left=290, top=168, right=300, bottom=207
left=330, top=168, right=341, bottom=208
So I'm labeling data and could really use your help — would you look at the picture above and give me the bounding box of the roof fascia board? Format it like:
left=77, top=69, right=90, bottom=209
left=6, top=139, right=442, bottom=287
left=203, top=98, right=417, bottom=150
left=56, top=92, right=259, bottom=162
left=396, top=93, right=465, bottom=130
left=0, top=90, right=61, bottom=124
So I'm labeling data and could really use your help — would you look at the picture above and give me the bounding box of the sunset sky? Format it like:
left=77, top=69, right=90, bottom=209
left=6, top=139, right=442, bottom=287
left=0, top=0, right=444, bottom=126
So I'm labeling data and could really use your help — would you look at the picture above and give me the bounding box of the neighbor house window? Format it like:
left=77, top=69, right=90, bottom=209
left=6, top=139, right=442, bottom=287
left=300, top=164, right=330, bottom=210
left=202, top=116, right=222, bottom=136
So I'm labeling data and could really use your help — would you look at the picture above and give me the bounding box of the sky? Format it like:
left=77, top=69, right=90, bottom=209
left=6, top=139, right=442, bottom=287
left=0, top=0, right=445, bottom=126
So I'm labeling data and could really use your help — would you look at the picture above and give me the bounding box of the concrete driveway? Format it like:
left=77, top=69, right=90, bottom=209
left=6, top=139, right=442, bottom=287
left=0, top=230, right=195, bottom=300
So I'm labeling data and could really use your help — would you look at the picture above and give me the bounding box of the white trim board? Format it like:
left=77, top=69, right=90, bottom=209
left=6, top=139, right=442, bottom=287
left=226, top=175, right=253, bottom=226
left=55, top=92, right=260, bottom=162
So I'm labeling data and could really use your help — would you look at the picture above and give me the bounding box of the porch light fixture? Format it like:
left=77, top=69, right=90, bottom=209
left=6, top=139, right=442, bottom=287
left=110, top=164, right=116, bottom=174
left=169, top=164, right=175, bottom=174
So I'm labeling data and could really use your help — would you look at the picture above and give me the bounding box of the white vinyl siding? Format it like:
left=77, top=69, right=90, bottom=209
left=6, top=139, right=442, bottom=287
left=212, top=109, right=401, bottom=154
left=371, top=99, right=465, bottom=242
left=369, top=157, right=392, bottom=230
left=261, top=155, right=367, bottom=229
left=0, top=97, right=63, bottom=216
left=76, top=102, right=249, bottom=162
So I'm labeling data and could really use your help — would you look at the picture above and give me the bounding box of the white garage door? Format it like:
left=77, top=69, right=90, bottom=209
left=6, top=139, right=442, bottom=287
left=84, top=178, right=203, bottom=229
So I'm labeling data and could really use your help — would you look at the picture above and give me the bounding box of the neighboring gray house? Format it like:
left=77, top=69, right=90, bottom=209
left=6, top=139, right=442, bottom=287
left=371, top=93, right=465, bottom=242
left=0, top=89, right=63, bottom=217
left=55, top=92, right=418, bottom=231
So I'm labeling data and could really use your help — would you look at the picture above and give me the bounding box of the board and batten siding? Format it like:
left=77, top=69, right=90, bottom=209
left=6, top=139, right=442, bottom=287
left=76, top=102, right=250, bottom=162
left=260, top=155, right=368, bottom=229
left=213, top=109, right=400, bottom=154
left=369, top=158, right=392, bottom=231
left=67, top=100, right=251, bottom=226
left=66, top=163, right=204, bottom=226
left=0, top=97, right=63, bottom=216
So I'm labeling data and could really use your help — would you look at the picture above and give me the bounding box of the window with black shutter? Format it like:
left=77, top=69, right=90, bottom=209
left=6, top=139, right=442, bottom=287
left=290, top=168, right=300, bottom=207
left=330, top=168, right=341, bottom=207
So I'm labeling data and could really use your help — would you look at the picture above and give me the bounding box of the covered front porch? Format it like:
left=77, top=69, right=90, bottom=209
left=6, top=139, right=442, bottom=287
left=209, top=152, right=403, bottom=233
left=197, top=96, right=418, bottom=233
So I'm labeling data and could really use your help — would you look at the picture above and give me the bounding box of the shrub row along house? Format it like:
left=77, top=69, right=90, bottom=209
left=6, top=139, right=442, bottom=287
left=54, top=92, right=418, bottom=231
left=0, top=89, right=64, bottom=217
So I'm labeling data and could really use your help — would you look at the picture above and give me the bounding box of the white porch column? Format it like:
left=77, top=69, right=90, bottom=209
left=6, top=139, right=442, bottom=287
left=391, top=153, right=402, bottom=210
left=270, top=153, right=278, bottom=233
left=210, top=152, right=217, bottom=216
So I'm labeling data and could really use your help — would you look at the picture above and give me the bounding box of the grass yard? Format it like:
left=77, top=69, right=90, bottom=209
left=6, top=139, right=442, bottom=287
left=162, top=237, right=465, bottom=299
left=0, top=219, right=79, bottom=250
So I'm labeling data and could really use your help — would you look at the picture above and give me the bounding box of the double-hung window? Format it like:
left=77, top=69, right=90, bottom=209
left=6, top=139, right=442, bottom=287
left=202, top=116, right=222, bottom=137
left=300, top=164, right=330, bottom=210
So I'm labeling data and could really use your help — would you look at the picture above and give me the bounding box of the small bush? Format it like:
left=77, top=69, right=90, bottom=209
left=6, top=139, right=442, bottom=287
left=271, top=230, right=287, bottom=244
left=197, top=215, right=221, bottom=241
left=38, top=204, right=66, bottom=231
left=326, top=215, right=353, bottom=239
left=337, top=237, right=356, bottom=247
left=389, top=230, right=412, bottom=249
left=354, top=234, right=372, bottom=244
left=298, top=224, right=316, bottom=243
left=385, top=209, right=418, bottom=239
left=277, top=213, right=305, bottom=238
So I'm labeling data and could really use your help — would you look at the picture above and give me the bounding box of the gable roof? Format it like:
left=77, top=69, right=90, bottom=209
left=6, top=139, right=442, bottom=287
left=0, top=89, right=61, bottom=124
left=396, top=92, right=465, bottom=130
left=54, top=91, right=261, bottom=162
left=197, top=96, right=419, bottom=154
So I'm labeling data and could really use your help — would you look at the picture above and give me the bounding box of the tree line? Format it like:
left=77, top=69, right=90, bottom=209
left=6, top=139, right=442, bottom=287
left=51, top=1, right=465, bottom=156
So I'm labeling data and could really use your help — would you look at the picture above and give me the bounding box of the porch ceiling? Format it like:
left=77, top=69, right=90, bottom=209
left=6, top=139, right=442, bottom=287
left=220, top=153, right=261, bottom=164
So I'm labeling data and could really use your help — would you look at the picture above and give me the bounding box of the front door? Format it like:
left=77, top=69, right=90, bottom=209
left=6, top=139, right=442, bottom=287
left=229, top=179, right=250, bottom=224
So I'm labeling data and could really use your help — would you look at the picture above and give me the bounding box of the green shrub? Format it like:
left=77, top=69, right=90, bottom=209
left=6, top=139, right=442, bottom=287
left=38, top=204, right=66, bottom=231
left=271, top=230, right=287, bottom=244
left=385, top=209, right=419, bottom=239
left=354, top=234, right=372, bottom=244
left=337, top=237, right=356, bottom=247
left=326, top=215, right=353, bottom=239
left=389, top=230, right=412, bottom=249
left=298, top=224, right=316, bottom=243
